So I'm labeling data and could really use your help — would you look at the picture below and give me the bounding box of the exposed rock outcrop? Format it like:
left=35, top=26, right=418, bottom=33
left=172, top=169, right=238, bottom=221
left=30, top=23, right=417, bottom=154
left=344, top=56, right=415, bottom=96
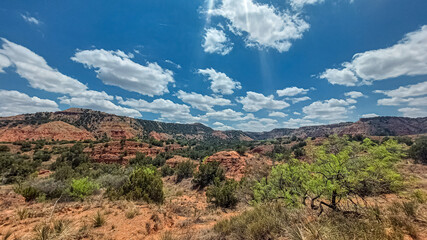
left=166, top=156, right=193, bottom=168
left=89, top=141, right=170, bottom=164
left=0, top=121, right=94, bottom=142
left=149, top=131, right=172, bottom=141
left=205, top=151, right=246, bottom=181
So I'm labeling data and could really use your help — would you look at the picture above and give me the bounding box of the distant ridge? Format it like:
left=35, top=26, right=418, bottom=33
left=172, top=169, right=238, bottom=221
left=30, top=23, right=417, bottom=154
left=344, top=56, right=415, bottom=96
left=0, top=108, right=426, bottom=142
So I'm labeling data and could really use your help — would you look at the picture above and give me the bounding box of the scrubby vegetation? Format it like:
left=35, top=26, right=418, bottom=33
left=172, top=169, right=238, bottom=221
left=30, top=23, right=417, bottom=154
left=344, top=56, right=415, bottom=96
left=213, top=201, right=422, bottom=240
left=174, top=160, right=195, bottom=182
left=69, top=177, right=99, bottom=200
left=161, top=165, right=174, bottom=177
left=0, top=134, right=425, bottom=239
left=206, top=179, right=238, bottom=208
left=118, top=166, right=164, bottom=203
left=254, top=138, right=404, bottom=212
left=192, top=161, right=225, bottom=189
left=0, top=152, right=40, bottom=184
left=0, top=145, right=10, bottom=152
left=409, top=136, right=427, bottom=164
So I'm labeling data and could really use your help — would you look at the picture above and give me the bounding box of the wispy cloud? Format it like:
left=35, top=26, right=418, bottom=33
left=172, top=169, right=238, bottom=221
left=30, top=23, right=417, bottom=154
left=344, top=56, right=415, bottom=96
left=21, top=13, right=41, bottom=25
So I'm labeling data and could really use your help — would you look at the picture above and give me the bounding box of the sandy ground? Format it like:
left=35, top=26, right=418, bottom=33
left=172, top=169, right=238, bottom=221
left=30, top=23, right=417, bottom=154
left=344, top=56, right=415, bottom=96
left=0, top=177, right=242, bottom=240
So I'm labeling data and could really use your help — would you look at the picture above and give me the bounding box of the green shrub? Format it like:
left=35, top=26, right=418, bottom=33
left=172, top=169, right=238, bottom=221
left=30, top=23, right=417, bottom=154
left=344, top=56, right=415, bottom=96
left=293, top=147, right=305, bottom=158
left=52, top=143, right=89, bottom=169
left=17, top=185, right=40, bottom=202
left=33, top=140, right=46, bottom=151
left=0, top=153, right=40, bottom=184
left=69, top=177, right=99, bottom=200
left=0, top=145, right=10, bottom=152
left=192, top=161, right=225, bottom=189
left=96, top=174, right=127, bottom=189
left=214, top=202, right=289, bottom=239
left=120, top=166, right=164, bottom=203
left=20, top=178, right=68, bottom=200
left=129, top=152, right=153, bottom=166
left=253, top=159, right=310, bottom=206
left=149, top=137, right=163, bottom=147
left=20, top=142, right=32, bottom=152
left=52, top=165, right=75, bottom=181
left=409, top=136, right=427, bottom=164
left=33, top=150, right=51, bottom=162
left=235, top=145, right=247, bottom=156
left=152, top=153, right=170, bottom=167
left=253, top=137, right=403, bottom=212
left=175, top=160, right=195, bottom=182
left=206, top=179, right=238, bottom=208
left=161, top=165, right=174, bottom=177
left=396, top=136, right=413, bottom=146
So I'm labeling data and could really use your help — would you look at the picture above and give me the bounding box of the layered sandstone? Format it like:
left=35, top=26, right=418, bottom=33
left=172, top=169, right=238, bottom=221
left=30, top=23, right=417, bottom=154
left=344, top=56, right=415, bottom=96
left=0, top=121, right=94, bottom=142
left=205, top=151, right=246, bottom=181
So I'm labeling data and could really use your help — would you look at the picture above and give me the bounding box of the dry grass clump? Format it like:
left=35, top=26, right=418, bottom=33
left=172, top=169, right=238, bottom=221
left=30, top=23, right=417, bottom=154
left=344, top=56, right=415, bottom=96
left=16, top=208, right=34, bottom=220
left=33, top=219, right=72, bottom=240
left=2, top=229, right=14, bottom=240
left=160, top=231, right=175, bottom=240
left=124, top=206, right=140, bottom=219
left=411, top=189, right=427, bottom=204
left=212, top=201, right=423, bottom=240
left=93, top=211, right=106, bottom=228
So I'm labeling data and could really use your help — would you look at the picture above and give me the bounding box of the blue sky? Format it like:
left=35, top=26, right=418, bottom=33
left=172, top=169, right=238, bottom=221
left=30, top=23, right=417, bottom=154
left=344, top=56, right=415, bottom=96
left=0, top=0, right=426, bottom=131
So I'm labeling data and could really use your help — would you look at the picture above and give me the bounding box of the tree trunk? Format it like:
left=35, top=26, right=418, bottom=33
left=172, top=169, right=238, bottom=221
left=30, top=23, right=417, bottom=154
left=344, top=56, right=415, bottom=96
left=331, top=190, right=338, bottom=211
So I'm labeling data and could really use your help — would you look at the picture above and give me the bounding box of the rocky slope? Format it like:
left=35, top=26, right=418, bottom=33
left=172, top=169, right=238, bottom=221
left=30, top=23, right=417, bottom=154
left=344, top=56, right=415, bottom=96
left=0, top=121, right=94, bottom=142
left=0, top=108, right=247, bottom=141
left=246, top=117, right=427, bottom=139
left=205, top=151, right=247, bottom=181
left=0, top=108, right=426, bottom=142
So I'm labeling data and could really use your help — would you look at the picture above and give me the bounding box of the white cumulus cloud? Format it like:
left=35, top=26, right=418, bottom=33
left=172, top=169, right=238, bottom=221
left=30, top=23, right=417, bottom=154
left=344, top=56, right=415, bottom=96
left=375, top=81, right=427, bottom=98
left=288, top=96, right=311, bottom=104
left=0, top=90, right=59, bottom=117
left=59, top=90, right=142, bottom=118
left=116, top=97, right=201, bottom=123
left=398, top=108, right=427, bottom=118
left=290, top=0, right=325, bottom=9
left=0, top=38, right=88, bottom=94
left=320, top=26, right=427, bottom=86
left=202, top=28, right=233, bottom=55
left=269, top=111, right=288, bottom=118
left=320, top=68, right=358, bottom=86
left=0, top=53, right=12, bottom=72
left=236, top=118, right=279, bottom=132
left=0, top=39, right=143, bottom=118
left=362, top=113, right=379, bottom=118
left=376, top=81, right=427, bottom=107
left=175, top=90, right=231, bottom=112
left=302, top=98, right=356, bottom=122
left=213, top=122, right=234, bottom=130
left=198, top=68, right=241, bottom=95
left=204, top=109, right=254, bottom=121
left=72, top=49, right=174, bottom=96
left=208, top=0, right=309, bottom=52
left=345, top=91, right=364, bottom=98
left=276, top=86, right=309, bottom=97
left=283, top=118, right=320, bottom=128
left=238, top=91, right=290, bottom=112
